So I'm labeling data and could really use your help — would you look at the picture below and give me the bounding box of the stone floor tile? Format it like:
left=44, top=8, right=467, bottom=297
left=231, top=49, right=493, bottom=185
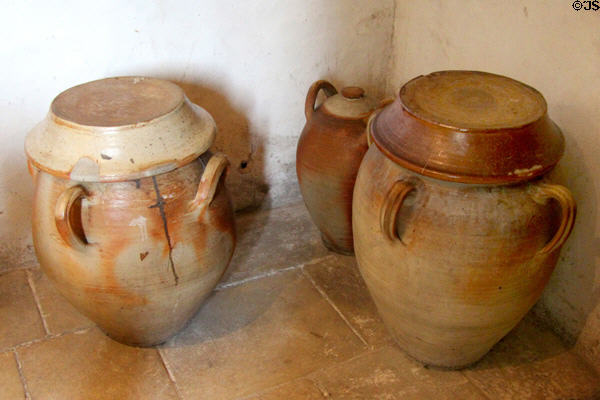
left=3, top=204, right=598, bottom=400
left=0, top=270, right=46, bottom=350
left=464, top=315, right=600, bottom=399
left=309, top=345, right=486, bottom=400
left=304, top=254, right=391, bottom=347
left=28, top=269, right=94, bottom=335
left=161, top=270, right=365, bottom=400
left=221, top=203, right=329, bottom=285
left=0, top=351, right=25, bottom=399
left=17, top=328, right=178, bottom=400
left=243, top=378, right=324, bottom=400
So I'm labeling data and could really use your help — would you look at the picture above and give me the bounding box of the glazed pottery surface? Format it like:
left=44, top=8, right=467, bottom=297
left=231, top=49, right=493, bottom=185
left=26, top=77, right=215, bottom=182
left=297, top=80, right=378, bottom=254
left=372, top=71, right=564, bottom=184
left=26, top=77, right=235, bottom=346
left=354, top=71, right=576, bottom=368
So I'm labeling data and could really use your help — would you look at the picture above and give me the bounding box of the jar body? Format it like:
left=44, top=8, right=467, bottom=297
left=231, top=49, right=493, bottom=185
left=297, top=110, right=368, bottom=254
left=31, top=154, right=235, bottom=346
left=353, top=145, right=567, bottom=368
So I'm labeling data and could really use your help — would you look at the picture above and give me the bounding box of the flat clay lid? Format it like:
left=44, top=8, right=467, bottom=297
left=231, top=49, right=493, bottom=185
left=25, top=77, right=216, bottom=182
left=372, top=71, right=564, bottom=184
left=51, top=77, right=184, bottom=127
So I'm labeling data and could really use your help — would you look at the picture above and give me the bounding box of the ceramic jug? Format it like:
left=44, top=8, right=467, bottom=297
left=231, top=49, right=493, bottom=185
left=297, top=80, right=378, bottom=254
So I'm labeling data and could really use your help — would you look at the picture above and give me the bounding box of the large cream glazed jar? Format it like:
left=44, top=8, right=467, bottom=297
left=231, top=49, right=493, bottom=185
left=353, top=71, right=576, bottom=368
left=26, top=77, right=236, bottom=346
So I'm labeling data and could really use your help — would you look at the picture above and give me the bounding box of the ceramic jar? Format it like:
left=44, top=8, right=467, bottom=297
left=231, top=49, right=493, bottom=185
left=25, top=77, right=236, bottom=346
left=297, top=80, right=379, bottom=254
left=353, top=71, right=576, bottom=368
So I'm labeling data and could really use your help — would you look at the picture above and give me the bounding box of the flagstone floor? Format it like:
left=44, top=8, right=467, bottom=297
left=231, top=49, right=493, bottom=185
left=1, top=203, right=598, bottom=399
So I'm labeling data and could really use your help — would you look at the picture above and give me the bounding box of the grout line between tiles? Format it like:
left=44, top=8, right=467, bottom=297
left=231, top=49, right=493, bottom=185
left=234, top=375, right=325, bottom=400
left=13, top=350, right=32, bottom=400
left=216, top=265, right=302, bottom=290
left=299, top=347, right=392, bottom=397
left=0, top=265, right=39, bottom=278
left=157, top=348, right=184, bottom=400
left=460, top=370, right=493, bottom=400
left=237, top=345, right=384, bottom=400
left=26, top=269, right=50, bottom=336
left=1, top=327, right=93, bottom=354
left=312, top=379, right=332, bottom=399
left=215, top=254, right=336, bottom=291
left=301, top=266, right=369, bottom=348
left=303, top=254, right=338, bottom=267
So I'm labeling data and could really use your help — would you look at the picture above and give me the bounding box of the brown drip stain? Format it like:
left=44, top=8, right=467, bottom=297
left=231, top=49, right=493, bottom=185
left=171, top=163, right=236, bottom=266
left=148, top=214, right=171, bottom=258
left=530, top=251, right=560, bottom=299
left=82, top=183, right=149, bottom=307
left=190, top=220, right=208, bottom=266
left=87, top=233, right=148, bottom=307
left=191, top=181, right=234, bottom=264
left=457, top=234, right=542, bottom=305
left=139, top=251, right=149, bottom=261
left=456, top=203, right=557, bottom=305
left=210, top=181, right=235, bottom=234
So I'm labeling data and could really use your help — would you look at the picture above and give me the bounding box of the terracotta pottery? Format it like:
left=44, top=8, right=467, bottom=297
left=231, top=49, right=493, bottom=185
left=26, top=77, right=235, bottom=346
left=353, top=71, right=576, bottom=368
left=297, top=80, right=379, bottom=254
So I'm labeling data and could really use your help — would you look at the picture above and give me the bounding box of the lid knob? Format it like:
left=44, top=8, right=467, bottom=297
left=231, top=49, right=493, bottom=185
left=341, top=87, right=365, bottom=99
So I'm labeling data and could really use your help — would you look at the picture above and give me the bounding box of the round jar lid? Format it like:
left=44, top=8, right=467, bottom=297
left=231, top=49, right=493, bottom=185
left=321, top=86, right=379, bottom=119
left=25, top=77, right=216, bottom=182
left=371, top=71, right=564, bottom=184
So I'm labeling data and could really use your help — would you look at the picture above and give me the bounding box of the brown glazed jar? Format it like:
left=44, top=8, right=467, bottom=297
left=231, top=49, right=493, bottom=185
left=353, top=71, right=576, bottom=368
left=297, top=80, right=378, bottom=254
left=25, top=77, right=235, bottom=346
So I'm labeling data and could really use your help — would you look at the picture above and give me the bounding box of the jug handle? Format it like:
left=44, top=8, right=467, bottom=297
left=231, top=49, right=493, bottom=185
left=366, top=98, right=394, bottom=147
left=530, top=183, right=576, bottom=255
left=55, top=185, right=89, bottom=250
left=190, top=153, right=229, bottom=215
left=305, top=80, right=337, bottom=121
left=380, top=179, right=416, bottom=242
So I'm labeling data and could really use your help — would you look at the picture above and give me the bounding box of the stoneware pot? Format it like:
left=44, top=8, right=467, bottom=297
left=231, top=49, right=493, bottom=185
left=26, top=77, right=235, bottom=346
left=296, top=80, right=379, bottom=254
left=353, top=71, right=576, bottom=368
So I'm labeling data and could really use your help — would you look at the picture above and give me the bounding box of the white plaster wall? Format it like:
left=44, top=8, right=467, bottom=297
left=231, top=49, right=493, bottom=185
left=0, top=1, right=394, bottom=270
left=389, top=0, right=600, bottom=370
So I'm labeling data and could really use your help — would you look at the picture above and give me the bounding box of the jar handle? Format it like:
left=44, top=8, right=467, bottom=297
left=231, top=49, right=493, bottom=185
left=380, top=179, right=416, bottom=242
left=305, top=80, right=337, bottom=121
left=55, top=185, right=89, bottom=250
left=366, top=98, right=394, bottom=147
left=27, top=159, right=39, bottom=181
left=190, top=153, right=229, bottom=214
left=530, top=183, right=576, bottom=255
